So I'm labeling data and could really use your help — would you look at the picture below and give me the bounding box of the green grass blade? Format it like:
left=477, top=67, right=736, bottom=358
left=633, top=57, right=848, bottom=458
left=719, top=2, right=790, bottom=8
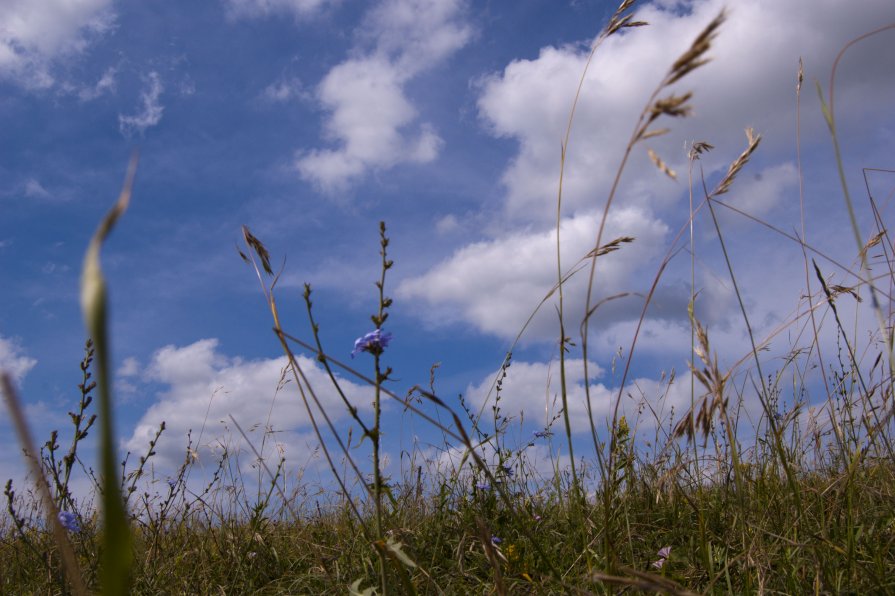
left=79, top=155, right=138, bottom=594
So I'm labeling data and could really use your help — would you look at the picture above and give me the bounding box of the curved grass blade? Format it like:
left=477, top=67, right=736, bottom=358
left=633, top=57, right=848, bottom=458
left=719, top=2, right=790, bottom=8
left=80, top=154, right=138, bottom=594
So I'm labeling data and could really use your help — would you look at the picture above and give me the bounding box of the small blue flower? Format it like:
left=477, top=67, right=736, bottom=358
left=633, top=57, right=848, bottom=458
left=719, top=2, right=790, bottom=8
left=533, top=430, right=552, bottom=439
left=491, top=535, right=502, bottom=545
left=167, top=477, right=177, bottom=489
left=502, top=465, right=514, bottom=477
left=475, top=482, right=491, bottom=491
left=351, top=329, right=393, bottom=358
left=58, top=510, right=80, bottom=533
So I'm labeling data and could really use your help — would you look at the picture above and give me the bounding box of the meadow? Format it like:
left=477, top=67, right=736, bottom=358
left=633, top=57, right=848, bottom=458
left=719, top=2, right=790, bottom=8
left=2, top=3, right=895, bottom=594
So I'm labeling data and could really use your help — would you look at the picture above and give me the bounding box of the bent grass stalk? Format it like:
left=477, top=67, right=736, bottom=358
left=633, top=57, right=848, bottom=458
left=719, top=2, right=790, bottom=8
left=79, top=154, right=138, bottom=594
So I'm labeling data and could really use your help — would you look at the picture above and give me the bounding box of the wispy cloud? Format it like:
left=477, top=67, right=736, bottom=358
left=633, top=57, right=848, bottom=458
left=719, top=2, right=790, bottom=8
left=77, top=65, right=117, bottom=101
left=296, top=0, right=472, bottom=194
left=261, top=76, right=308, bottom=103
left=118, top=71, right=164, bottom=137
left=223, top=0, right=340, bottom=21
left=23, top=178, right=51, bottom=200
left=0, top=336, right=37, bottom=384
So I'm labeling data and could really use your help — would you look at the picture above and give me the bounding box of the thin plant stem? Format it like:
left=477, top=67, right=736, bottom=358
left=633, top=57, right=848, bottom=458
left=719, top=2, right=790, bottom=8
left=1, top=373, right=88, bottom=596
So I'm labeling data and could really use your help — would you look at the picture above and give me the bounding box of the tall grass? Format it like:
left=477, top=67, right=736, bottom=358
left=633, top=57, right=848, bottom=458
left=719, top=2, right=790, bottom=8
left=2, top=3, right=895, bottom=593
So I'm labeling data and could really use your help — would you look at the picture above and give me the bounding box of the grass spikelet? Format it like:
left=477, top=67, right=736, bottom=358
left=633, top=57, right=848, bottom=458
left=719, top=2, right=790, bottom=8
left=647, top=148, right=677, bottom=180
left=712, top=127, right=761, bottom=196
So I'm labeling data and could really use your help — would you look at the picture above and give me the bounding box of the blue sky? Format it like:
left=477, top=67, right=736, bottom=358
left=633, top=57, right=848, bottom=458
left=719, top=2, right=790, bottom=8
left=2, top=0, right=894, bottom=492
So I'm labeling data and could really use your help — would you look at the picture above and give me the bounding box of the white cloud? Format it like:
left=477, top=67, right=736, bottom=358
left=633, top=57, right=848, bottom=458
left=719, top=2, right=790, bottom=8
left=125, top=338, right=375, bottom=471
left=399, top=0, right=895, bottom=378
left=0, top=0, right=115, bottom=89
left=465, top=358, right=604, bottom=430
left=435, top=214, right=460, bottom=235
left=463, top=357, right=693, bottom=438
left=23, top=178, right=51, bottom=199
left=362, top=0, right=474, bottom=74
left=78, top=66, right=117, bottom=100
left=117, top=356, right=140, bottom=377
left=718, top=162, right=798, bottom=223
left=0, top=336, right=37, bottom=384
left=223, top=0, right=338, bottom=20
left=261, top=76, right=308, bottom=102
left=475, top=0, right=895, bottom=223
left=296, top=0, right=471, bottom=193
left=118, top=71, right=164, bottom=137
left=398, top=207, right=669, bottom=340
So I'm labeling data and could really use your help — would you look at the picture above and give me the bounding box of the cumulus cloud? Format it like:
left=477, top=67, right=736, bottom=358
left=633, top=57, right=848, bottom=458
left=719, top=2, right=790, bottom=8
left=399, top=0, right=895, bottom=373
left=118, top=71, right=164, bottom=137
left=476, top=0, right=895, bottom=223
left=399, top=207, right=670, bottom=340
left=223, top=0, right=338, bottom=20
left=296, top=0, right=471, bottom=193
left=0, top=0, right=115, bottom=89
left=463, top=357, right=693, bottom=437
left=717, top=162, right=798, bottom=223
left=0, top=336, right=37, bottom=384
left=125, top=339, right=375, bottom=471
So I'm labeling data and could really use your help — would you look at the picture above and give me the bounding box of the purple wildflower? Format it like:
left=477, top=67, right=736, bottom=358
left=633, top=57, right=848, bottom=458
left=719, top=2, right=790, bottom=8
left=58, top=510, right=80, bottom=533
left=533, top=430, right=552, bottom=439
left=652, top=546, right=671, bottom=570
left=475, top=481, right=491, bottom=491
left=491, top=535, right=502, bottom=545
left=351, top=328, right=393, bottom=358
left=502, top=464, right=514, bottom=477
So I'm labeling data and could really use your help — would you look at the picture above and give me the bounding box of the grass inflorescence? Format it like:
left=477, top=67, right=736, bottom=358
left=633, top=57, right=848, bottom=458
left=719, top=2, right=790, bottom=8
left=3, top=3, right=895, bottom=593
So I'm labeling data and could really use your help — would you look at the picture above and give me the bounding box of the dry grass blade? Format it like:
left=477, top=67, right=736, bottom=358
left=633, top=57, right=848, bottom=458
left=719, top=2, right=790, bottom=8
left=829, top=284, right=863, bottom=303
left=1, top=373, right=88, bottom=596
left=859, top=230, right=886, bottom=260
left=667, top=10, right=726, bottom=86
left=674, top=300, right=729, bottom=440
left=605, top=0, right=647, bottom=37
left=647, top=148, right=677, bottom=180
left=640, top=127, right=670, bottom=141
left=241, top=225, right=274, bottom=276
left=689, top=140, right=714, bottom=159
left=586, top=236, right=636, bottom=258
left=713, top=128, right=761, bottom=196
left=650, top=92, right=693, bottom=119
left=476, top=519, right=506, bottom=596
left=592, top=567, right=700, bottom=596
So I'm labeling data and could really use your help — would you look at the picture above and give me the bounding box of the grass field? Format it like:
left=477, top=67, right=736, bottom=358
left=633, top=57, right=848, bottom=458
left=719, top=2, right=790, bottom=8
left=3, top=3, right=895, bottom=594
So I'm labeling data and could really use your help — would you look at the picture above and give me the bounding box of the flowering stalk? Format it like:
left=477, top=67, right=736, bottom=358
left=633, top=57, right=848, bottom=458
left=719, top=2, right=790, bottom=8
left=369, top=221, right=394, bottom=593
